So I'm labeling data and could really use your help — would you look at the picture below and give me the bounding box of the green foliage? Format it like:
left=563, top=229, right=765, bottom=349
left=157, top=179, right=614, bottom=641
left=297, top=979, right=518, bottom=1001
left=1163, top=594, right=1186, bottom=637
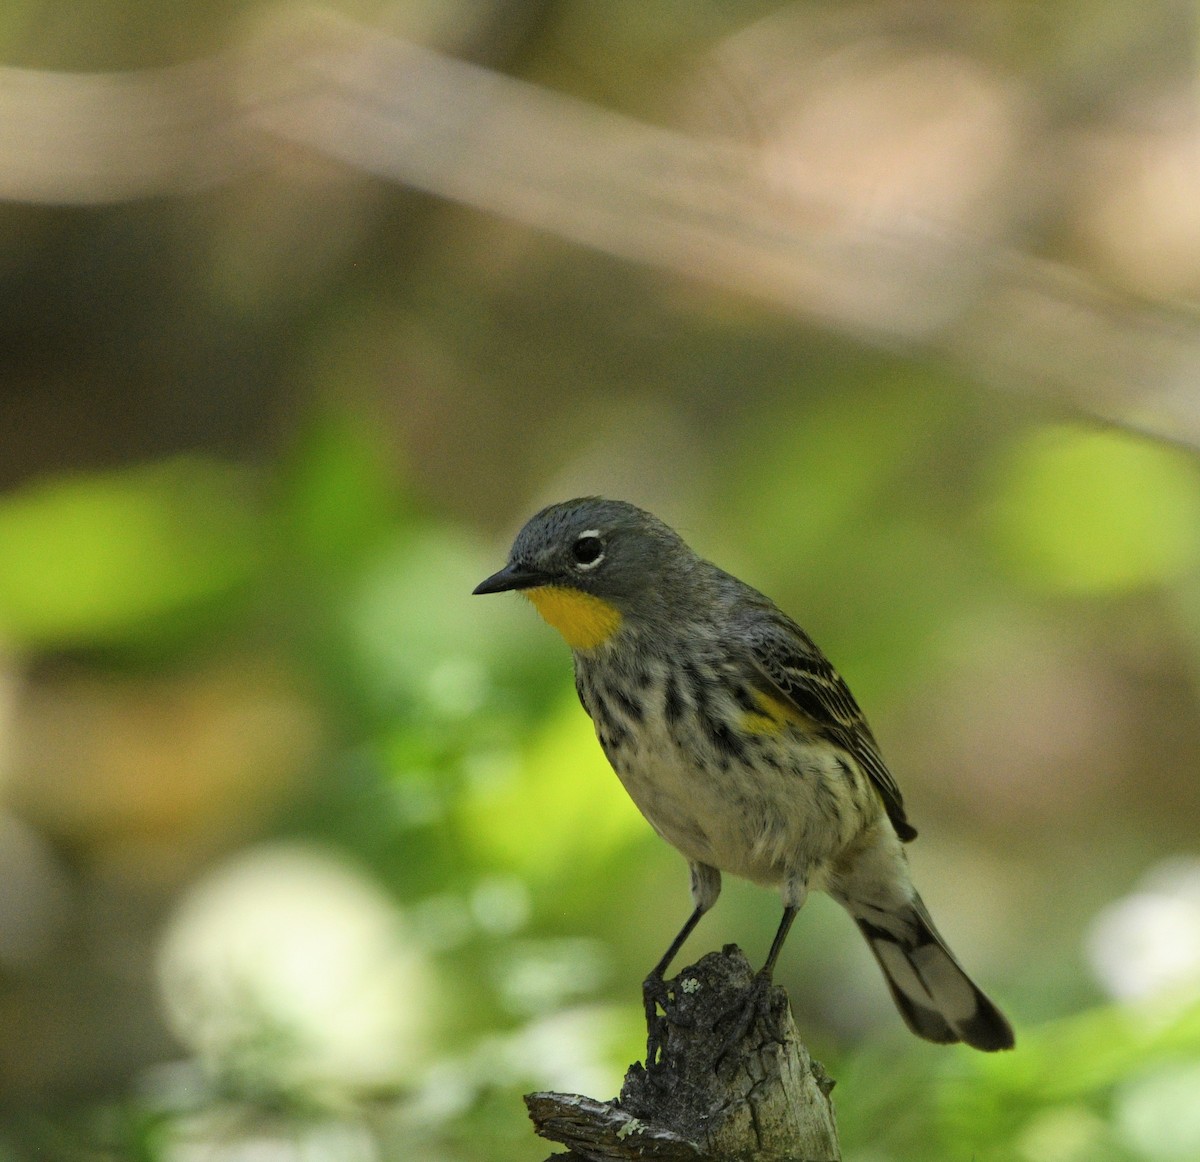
left=0, top=458, right=263, bottom=648
left=6, top=404, right=1200, bottom=1161
left=276, top=411, right=403, bottom=576
left=457, top=693, right=646, bottom=889
left=989, top=426, right=1200, bottom=594
left=931, top=995, right=1200, bottom=1161
left=6, top=4, right=1200, bottom=1158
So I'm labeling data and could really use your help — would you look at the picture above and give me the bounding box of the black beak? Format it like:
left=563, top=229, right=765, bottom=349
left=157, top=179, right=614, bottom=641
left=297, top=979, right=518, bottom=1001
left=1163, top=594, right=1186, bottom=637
left=472, top=562, right=547, bottom=595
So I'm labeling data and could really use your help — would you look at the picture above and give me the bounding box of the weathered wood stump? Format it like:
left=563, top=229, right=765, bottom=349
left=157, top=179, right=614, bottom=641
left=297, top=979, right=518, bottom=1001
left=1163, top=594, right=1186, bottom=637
left=526, top=944, right=840, bottom=1161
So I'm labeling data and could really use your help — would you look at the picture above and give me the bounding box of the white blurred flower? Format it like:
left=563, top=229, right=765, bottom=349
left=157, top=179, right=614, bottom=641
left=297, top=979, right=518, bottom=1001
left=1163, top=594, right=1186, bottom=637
left=157, top=843, right=436, bottom=1095
left=505, top=1005, right=626, bottom=1097
left=1086, top=857, right=1200, bottom=1003
left=403, top=1003, right=629, bottom=1132
left=1115, top=1061, right=1200, bottom=1161
left=469, top=874, right=531, bottom=936
left=1017, top=1105, right=1110, bottom=1162
left=491, top=937, right=610, bottom=1016
left=163, top=1115, right=379, bottom=1162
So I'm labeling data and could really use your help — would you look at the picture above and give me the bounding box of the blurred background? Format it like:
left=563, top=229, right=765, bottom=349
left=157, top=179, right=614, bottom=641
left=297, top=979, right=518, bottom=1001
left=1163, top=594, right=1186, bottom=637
left=4, top=1, right=1200, bottom=1159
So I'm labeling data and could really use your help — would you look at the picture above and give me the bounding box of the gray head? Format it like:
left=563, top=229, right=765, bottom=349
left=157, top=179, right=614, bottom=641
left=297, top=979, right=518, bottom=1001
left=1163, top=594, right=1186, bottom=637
left=473, top=497, right=694, bottom=613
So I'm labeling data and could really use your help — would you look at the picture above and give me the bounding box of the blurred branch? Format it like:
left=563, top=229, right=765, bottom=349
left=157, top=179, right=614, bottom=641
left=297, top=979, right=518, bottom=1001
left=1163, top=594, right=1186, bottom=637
left=526, top=946, right=840, bottom=1162
left=6, top=7, right=1200, bottom=446
left=242, top=12, right=974, bottom=342
left=0, top=55, right=250, bottom=201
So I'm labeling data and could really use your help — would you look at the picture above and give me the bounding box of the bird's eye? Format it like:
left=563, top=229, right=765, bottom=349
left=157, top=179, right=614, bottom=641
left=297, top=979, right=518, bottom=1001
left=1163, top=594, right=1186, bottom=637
left=571, top=533, right=604, bottom=568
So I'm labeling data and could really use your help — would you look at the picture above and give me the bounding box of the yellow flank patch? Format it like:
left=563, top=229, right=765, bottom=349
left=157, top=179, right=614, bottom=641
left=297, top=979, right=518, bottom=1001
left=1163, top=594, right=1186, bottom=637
left=740, top=689, right=803, bottom=736
left=525, top=586, right=623, bottom=650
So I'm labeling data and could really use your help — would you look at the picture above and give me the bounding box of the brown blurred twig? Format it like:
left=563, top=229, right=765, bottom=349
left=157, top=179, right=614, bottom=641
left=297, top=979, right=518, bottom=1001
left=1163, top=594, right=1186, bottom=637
left=5, top=7, right=1200, bottom=447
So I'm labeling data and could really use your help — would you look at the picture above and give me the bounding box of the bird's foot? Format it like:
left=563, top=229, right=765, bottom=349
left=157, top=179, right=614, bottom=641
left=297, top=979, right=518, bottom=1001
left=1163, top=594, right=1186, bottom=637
left=713, top=970, right=784, bottom=1068
left=642, top=972, right=670, bottom=1067
left=642, top=972, right=700, bottom=1067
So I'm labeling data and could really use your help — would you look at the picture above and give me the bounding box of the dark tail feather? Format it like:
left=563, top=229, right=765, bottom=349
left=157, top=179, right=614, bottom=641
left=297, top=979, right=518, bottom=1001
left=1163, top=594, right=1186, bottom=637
left=854, top=895, right=1014, bottom=1052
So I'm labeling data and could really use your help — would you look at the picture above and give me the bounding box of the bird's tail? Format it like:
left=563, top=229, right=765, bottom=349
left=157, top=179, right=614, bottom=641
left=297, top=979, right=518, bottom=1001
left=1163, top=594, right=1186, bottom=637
left=851, top=893, right=1014, bottom=1052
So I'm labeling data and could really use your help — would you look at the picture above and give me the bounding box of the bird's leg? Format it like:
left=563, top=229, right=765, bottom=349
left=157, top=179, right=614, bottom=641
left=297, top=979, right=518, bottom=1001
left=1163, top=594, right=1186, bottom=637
left=759, top=902, right=799, bottom=982
left=643, top=907, right=704, bottom=1024
left=643, top=863, right=720, bottom=1066
left=714, top=905, right=798, bottom=1063
left=715, top=877, right=806, bottom=1066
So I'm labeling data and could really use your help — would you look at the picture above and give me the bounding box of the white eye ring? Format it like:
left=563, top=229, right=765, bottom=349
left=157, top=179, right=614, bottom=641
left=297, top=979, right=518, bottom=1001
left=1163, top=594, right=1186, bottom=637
left=572, top=529, right=605, bottom=569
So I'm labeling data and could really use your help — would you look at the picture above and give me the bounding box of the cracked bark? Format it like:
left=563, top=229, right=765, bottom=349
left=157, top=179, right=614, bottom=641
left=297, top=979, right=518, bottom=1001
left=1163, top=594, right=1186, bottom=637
left=526, top=945, right=840, bottom=1161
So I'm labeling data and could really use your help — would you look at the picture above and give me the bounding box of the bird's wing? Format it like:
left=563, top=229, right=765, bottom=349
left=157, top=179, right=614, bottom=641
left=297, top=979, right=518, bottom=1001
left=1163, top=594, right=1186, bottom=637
left=740, top=613, right=917, bottom=842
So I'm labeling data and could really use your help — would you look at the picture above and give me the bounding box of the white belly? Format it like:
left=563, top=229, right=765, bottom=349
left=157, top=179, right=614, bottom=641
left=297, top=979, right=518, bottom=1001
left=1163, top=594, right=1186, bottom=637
left=606, top=707, right=869, bottom=889
left=575, top=646, right=877, bottom=892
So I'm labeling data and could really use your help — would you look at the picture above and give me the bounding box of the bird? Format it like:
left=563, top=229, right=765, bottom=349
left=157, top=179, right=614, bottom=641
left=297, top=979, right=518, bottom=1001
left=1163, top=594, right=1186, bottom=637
left=473, top=496, right=1014, bottom=1054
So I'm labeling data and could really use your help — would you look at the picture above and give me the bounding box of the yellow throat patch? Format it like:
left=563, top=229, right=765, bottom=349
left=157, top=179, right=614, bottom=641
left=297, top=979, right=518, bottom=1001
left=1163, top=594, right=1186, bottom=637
left=525, top=586, right=623, bottom=650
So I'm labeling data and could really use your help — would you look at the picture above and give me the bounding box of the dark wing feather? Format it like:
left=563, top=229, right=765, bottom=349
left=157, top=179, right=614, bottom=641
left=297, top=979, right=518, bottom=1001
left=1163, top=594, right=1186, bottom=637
left=739, top=612, right=918, bottom=842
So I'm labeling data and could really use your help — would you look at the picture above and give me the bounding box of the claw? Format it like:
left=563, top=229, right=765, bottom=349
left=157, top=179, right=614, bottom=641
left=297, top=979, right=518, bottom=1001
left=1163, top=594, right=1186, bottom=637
left=642, top=973, right=669, bottom=1067
left=713, top=971, right=783, bottom=1068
